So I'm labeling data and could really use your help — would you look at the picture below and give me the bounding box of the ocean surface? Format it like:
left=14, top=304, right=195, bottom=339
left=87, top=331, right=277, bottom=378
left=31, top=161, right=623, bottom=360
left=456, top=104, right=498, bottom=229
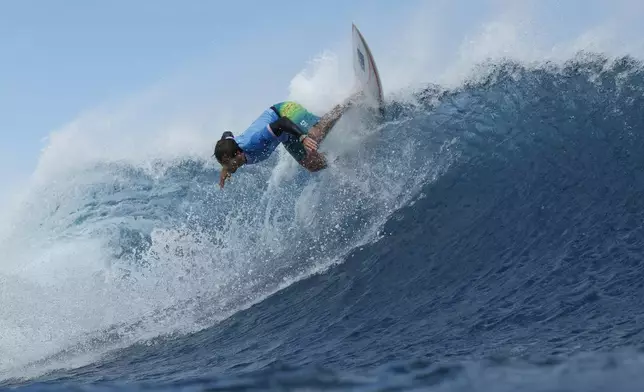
left=3, top=53, right=644, bottom=391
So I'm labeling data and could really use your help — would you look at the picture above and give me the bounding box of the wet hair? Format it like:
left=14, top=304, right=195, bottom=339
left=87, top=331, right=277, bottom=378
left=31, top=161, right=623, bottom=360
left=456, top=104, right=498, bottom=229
left=214, top=131, right=242, bottom=163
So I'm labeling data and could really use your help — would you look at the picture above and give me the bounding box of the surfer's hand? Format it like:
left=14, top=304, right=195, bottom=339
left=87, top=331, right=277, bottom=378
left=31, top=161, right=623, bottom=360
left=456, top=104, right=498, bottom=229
left=302, top=136, right=318, bottom=152
left=219, top=169, right=231, bottom=189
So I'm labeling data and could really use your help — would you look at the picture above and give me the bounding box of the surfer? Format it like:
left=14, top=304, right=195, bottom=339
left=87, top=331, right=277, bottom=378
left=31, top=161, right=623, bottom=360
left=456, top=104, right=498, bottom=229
left=213, top=95, right=358, bottom=189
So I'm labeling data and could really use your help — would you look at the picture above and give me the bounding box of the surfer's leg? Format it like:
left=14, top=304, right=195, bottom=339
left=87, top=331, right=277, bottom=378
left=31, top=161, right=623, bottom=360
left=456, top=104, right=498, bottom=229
left=276, top=96, right=356, bottom=172
left=272, top=101, right=327, bottom=172
left=306, top=92, right=361, bottom=143
left=298, top=151, right=328, bottom=172
left=282, top=136, right=327, bottom=172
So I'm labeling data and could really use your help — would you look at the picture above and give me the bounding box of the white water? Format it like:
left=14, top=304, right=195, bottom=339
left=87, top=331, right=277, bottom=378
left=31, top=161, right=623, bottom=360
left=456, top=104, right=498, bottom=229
left=1, top=0, right=643, bottom=381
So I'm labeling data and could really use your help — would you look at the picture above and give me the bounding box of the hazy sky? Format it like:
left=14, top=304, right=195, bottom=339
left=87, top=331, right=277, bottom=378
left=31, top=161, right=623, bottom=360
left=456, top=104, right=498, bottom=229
left=1, top=0, right=642, bottom=194
left=0, top=0, right=424, bottom=188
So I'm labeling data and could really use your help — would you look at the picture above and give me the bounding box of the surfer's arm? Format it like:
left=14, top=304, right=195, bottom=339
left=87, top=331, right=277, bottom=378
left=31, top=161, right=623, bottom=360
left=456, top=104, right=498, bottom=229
left=219, top=167, right=231, bottom=188
left=269, top=117, right=306, bottom=140
left=269, top=117, right=318, bottom=152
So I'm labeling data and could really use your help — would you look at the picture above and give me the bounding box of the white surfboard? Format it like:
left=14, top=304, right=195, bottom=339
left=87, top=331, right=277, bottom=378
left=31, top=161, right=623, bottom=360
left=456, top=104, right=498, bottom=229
left=352, top=23, right=385, bottom=114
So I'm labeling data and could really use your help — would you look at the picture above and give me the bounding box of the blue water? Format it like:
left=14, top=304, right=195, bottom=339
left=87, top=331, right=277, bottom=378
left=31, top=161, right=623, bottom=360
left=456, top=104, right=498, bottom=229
left=3, top=53, right=644, bottom=391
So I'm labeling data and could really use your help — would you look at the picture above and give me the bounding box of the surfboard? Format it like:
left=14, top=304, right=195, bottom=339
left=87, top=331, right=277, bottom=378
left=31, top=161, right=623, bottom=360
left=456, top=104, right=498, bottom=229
left=299, top=23, right=385, bottom=170
left=352, top=23, right=385, bottom=115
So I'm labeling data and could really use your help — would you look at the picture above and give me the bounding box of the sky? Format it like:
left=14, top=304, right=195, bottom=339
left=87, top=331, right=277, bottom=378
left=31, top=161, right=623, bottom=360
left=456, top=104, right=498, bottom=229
left=1, top=0, right=643, bottom=196
left=0, top=0, right=423, bottom=190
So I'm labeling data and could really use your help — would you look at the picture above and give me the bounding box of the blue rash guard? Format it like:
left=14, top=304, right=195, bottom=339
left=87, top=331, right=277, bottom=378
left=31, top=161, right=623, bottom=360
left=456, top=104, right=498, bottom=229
left=234, top=108, right=288, bottom=164
left=233, top=102, right=322, bottom=164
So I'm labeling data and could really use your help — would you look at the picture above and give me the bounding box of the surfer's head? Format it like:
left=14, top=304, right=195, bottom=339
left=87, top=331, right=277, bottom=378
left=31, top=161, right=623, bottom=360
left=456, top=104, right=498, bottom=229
left=214, top=131, right=244, bottom=172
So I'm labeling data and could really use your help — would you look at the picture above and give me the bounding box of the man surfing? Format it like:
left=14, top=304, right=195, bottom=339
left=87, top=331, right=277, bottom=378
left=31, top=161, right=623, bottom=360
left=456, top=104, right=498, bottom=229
left=213, top=95, right=358, bottom=189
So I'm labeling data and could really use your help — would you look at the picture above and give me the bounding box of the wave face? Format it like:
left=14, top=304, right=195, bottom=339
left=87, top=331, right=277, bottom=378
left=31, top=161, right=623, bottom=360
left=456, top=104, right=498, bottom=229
left=4, top=53, right=644, bottom=391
